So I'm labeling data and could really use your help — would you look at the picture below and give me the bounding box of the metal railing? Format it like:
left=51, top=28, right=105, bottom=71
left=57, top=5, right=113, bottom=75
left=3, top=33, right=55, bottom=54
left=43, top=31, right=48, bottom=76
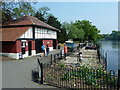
left=36, top=43, right=120, bottom=90
left=40, top=63, right=118, bottom=89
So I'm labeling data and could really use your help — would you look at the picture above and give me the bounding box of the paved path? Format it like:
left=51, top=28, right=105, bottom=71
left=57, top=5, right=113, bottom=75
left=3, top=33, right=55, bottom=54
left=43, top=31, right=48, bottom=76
left=2, top=49, right=62, bottom=88
left=2, top=44, right=78, bottom=88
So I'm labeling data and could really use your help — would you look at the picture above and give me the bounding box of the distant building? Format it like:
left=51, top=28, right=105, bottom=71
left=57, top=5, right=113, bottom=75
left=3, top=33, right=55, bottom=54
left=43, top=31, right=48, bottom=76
left=1, top=15, right=60, bottom=59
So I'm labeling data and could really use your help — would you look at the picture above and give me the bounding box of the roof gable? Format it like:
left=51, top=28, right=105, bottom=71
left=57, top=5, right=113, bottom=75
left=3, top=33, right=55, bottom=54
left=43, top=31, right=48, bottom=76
left=2, top=15, right=60, bottom=32
left=1, top=26, right=31, bottom=41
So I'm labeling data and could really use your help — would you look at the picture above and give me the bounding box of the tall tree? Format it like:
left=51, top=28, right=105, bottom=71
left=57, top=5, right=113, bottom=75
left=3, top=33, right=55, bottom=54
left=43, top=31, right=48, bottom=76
left=46, top=15, right=68, bottom=43
left=74, top=20, right=101, bottom=42
left=104, top=30, right=120, bottom=41
left=62, top=22, right=85, bottom=41
left=46, top=15, right=61, bottom=29
left=34, top=6, right=50, bottom=22
left=2, top=2, right=36, bottom=23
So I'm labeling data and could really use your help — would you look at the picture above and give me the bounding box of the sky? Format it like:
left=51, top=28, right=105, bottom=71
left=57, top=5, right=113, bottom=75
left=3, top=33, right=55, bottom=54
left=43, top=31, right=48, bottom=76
left=32, top=2, right=118, bottom=34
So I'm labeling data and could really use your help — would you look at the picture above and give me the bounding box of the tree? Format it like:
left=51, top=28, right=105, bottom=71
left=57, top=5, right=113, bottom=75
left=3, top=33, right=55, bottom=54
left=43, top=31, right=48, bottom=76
left=68, top=23, right=84, bottom=40
left=62, top=22, right=85, bottom=41
left=34, top=6, right=50, bottom=22
left=74, top=20, right=101, bottom=42
left=58, top=26, right=68, bottom=43
left=2, top=2, right=36, bottom=23
left=46, top=15, right=68, bottom=43
left=46, top=15, right=61, bottom=29
left=103, top=30, right=120, bottom=41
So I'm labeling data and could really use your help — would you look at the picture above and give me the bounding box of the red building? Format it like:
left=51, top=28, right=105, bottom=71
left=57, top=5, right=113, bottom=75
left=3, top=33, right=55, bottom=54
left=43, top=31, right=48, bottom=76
left=1, top=15, right=60, bottom=59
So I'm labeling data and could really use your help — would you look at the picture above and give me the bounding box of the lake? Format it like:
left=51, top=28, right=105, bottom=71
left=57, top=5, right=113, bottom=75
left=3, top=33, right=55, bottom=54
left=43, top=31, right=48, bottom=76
left=99, top=40, right=119, bottom=75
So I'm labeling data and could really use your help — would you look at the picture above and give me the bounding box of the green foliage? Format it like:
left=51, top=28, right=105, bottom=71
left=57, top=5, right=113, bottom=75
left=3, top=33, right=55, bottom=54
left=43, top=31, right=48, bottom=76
left=60, top=65, right=118, bottom=87
left=62, top=21, right=85, bottom=42
left=62, top=20, right=101, bottom=42
left=47, top=15, right=61, bottom=29
left=74, top=20, right=101, bottom=42
left=46, top=15, right=68, bottom=43
left=59, top=62, right=65, bottom=69
left=103, top=30, right=120, bottom=41
left=85, top=73, right=97, bottom=86
left=2, top=2, right=36, bottom=23
left=34, top=6, right=50, bottom=22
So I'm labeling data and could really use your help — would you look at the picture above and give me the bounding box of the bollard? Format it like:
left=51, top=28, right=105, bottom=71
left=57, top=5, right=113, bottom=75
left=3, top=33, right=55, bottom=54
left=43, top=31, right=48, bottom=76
left=37, top=58, right=43, bottom=84
left=54, top=54, right=56, bottom=63
left=103, top=50, right=104, bottom=59
left=51, top=54, right=52, bottom=65
left=101, top=48, right=102, bottom=56
left=61, top=50, right=62, bottom=59
left=117, top=70, right=120, bottom=90
left=40, top=63, right=43, bottom=84
left=105, top=52, right=107, bottom=70
left=64, top=53, right=66, bottom=60
left=97, top=49, right=100, bottom=63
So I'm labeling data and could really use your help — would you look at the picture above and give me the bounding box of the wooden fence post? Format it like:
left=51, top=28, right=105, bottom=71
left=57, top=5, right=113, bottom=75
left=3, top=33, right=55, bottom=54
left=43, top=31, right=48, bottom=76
left=51, top=54, right=52, bottom=65
left=117, top=70, right=120, bottom=90
left=54, top=54, right=56, bottom=63
left=60, top=50, right=62, bottom=59
left=103, top=50, right=104, bottom=59
left=97, top=49, right=100, bottom=63
left=105, top=52, right=107, bottom=70
left=37, top=58, right=43, bottom=84
left=40, top=63, right=43, bottom=84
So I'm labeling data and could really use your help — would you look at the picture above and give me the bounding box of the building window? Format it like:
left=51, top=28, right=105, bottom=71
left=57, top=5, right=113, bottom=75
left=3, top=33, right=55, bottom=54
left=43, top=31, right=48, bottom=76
left=21, top=42, right=25, bottom=48
left=47, top=42, right=49, bottom=44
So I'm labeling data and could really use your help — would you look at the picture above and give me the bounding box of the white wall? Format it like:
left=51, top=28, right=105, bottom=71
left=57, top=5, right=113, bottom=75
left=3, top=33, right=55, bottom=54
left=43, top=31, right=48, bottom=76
left=0, top=50, right=36, bottom=59
left=19, top=27, right=33, bottom=39
left=35, top=27, right=57, bottom=39
left=19, top=27, right=57, bottom=39
left=0, top=52, right=20, bottom=59
left=22, top=50, right=36, bottom=58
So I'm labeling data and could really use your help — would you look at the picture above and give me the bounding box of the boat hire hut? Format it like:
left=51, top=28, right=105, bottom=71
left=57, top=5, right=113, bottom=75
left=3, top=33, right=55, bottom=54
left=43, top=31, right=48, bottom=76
left=1, top=15, right=60, bottom=59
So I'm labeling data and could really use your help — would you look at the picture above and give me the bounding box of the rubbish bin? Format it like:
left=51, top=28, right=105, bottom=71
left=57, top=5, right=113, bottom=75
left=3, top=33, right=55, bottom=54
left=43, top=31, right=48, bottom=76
left=19, top=52, right=23, bottom=59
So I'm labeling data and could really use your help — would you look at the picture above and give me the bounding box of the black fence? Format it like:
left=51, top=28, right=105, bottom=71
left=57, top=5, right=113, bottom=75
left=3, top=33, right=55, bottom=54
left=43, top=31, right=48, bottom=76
left=35, top=43, right=120, bottom=90
left=40, top=63, right=118, bottom=90
left=96, top=46, right=107, bottom=70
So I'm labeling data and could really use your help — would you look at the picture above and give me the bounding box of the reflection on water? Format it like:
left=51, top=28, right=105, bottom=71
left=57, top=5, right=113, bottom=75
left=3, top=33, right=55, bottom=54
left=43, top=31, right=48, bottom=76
left=112, top=41, right=118, bottom=48
left=100, top=40, right=119, bottom=75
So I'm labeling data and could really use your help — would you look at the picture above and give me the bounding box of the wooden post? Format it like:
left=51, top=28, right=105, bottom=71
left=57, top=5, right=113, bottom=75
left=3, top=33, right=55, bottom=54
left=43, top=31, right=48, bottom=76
left=54, top=54, right=56, bottom=63
left=99, top=50, right=101, bottom=63
left=51, top=54, right=52, bottom=65
left=117, top=70, right=120, bottom=90
left=64, top=53, right=66, bottom=60
left=101, top=48, right=102, bottom=56
left=40, top=63, right=43, bottom=84
left=103, top=50, right=104, bottom=59
left=105, top=52, right=107, bottom=70
left=37, top=58, right=43, bottom=84
left=60, top=50, right=62, bottom=59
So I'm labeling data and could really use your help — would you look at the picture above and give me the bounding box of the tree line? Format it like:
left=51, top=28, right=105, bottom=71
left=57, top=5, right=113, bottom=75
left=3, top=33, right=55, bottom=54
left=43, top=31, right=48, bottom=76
left=2, top=2, right=102, bottom=43
left=103, top=31, right=120, bottom=41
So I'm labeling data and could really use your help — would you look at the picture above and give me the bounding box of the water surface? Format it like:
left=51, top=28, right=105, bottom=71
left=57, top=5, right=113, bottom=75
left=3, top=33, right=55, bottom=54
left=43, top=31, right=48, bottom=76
left=100, top=40, right=119, bottom=75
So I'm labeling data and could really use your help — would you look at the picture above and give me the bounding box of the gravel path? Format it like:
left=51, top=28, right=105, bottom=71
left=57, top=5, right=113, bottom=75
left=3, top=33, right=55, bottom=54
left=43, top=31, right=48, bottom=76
left=60, top=47, right=105, bottom=69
